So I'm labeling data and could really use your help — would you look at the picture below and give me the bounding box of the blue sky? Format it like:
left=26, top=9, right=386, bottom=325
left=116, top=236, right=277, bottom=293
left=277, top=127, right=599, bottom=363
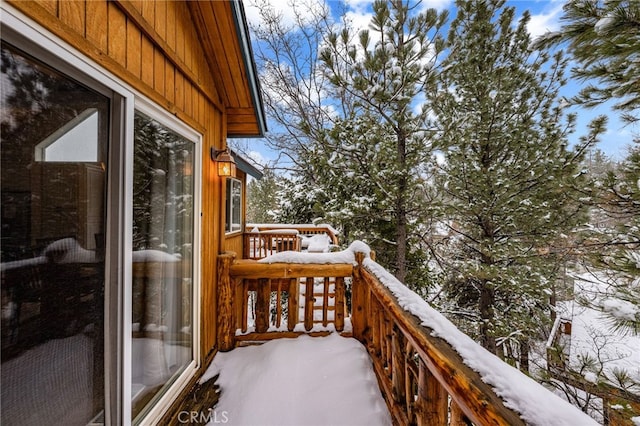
left=239, top=0, right=636, bottom=166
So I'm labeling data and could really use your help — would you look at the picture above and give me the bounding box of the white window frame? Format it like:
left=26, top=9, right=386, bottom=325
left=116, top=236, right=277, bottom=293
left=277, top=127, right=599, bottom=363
left=1, top=5, right=202, bottom=426
left=225, top=177, right=243, bottom=234
left=132, top=99, right=202, bottom=426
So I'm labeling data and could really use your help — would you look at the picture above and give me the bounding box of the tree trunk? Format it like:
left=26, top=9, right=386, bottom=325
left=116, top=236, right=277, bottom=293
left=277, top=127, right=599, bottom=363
left=395, top=129, right=407, bottom=283
left=478, top=280, right=496, bottom=353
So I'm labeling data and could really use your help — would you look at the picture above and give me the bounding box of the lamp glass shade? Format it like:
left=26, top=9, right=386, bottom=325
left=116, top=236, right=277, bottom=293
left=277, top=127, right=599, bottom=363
left=218, top=160, right=236, bottom=177
left=215, top=150, right=236, bottom=177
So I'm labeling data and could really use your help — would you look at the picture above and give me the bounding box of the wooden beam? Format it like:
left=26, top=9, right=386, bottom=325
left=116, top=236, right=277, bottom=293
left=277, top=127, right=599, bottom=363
left=230, top=260, right=353, bottom=279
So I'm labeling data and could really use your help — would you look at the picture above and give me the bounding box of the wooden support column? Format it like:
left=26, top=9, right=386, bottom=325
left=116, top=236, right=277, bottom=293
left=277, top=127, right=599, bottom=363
left=255, top=278, right=271, bottom=333
left=351, top=252, right=367, bottom=340
left=322, top=277, right=330, bottom=327
left=217, top=252, right=236, bottom=352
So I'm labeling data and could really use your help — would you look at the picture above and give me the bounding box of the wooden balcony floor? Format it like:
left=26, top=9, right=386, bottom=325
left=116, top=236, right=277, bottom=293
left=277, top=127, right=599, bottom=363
left=201, top=333, right=391, bottom=425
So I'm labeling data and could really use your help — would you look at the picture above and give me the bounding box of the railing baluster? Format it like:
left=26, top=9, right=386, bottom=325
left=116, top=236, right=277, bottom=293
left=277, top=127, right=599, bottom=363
left=235, top=277, right=246, bottom=332
left=335, top=276, right=345, bottom=332
left=371, top=297, right=381, bottom=356
left=392, top=326, right=406, bottom=406
left=404, top=343, right=419, bottom=424
left=276, top=279, right=282, bottom=329
left=255, top=278, right=270, bottom=333
left=418, top=358, right=448, bottom=425
left=450, top=400, right=471, bottom=426
left=322, top=277, right=329, bottom=327
left=304, top=277, right=315, bottom=331
left=288, top=278, right=299, bottom=331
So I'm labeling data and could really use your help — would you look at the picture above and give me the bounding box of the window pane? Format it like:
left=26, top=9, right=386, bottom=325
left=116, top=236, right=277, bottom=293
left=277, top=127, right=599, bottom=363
left=1, top=42, right=108, bottom=425
left=132, top=111, right=194, bottom=421
left=232, top=180, right=242, bottom=232
left=225, top=178, right=242, bottom=233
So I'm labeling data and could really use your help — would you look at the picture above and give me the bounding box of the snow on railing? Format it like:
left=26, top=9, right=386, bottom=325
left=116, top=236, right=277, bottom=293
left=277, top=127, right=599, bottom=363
left=216, top=241, right=598, bottom=426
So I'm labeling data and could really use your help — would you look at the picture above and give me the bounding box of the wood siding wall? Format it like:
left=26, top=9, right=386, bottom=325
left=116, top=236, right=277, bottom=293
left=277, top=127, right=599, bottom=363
left=7, top=0, right=229, bottom=361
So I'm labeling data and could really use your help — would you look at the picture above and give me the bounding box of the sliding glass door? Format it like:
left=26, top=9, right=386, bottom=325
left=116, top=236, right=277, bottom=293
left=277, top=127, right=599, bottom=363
left=1, top=41, right=108, bottom=425
left=1, top=19, right=201, bottom=424
left=131, top=110, right=196, bottom=421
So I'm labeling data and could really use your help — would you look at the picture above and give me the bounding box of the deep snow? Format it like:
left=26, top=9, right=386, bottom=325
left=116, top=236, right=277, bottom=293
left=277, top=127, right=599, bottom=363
left=201, top=334, right=391, bottom=426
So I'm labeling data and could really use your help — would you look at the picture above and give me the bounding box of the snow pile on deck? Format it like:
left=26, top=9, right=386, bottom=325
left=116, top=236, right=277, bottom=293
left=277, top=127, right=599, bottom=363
left=202, top=334, right=390, bottom=426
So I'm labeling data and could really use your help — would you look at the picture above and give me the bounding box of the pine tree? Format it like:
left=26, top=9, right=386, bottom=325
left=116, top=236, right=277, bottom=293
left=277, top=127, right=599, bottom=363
left=246, top=168, right=280, bottom=224
left=319, top=0, right=447, bottom=283
left=428, top=0, right=598, bottom=358
left=538, top=0, right=640, bottom=335
left=535, top=0, right=640, bottom=125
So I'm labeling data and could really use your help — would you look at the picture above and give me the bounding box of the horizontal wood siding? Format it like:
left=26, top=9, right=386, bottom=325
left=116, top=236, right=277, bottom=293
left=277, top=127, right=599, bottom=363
left=7, top=0, right=233, bottom=368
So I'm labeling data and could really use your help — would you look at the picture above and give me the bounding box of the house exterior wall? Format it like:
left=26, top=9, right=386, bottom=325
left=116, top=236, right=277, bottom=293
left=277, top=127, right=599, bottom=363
left=6, top=0, right=227, bottom=362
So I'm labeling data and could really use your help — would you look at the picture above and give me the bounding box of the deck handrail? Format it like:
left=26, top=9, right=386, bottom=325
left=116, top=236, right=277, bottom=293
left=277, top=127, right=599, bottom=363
left=352, top=252, right=522, bottom=425
left=242, top=230, right=302, bottom=260
left=246, top=223, right=340, bottom=245
left=216, top=246, right=598, bottom=425
left=219, top=254, right=351, bottom=349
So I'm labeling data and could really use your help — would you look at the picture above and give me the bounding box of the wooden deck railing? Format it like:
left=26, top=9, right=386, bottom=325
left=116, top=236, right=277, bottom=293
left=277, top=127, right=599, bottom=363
left=218, top=253, right=351, bottom=349
left=246, top=224, right=340, bottom=245
left=351, top=253, right=523, bottom=425
left=216, top=247, right=596, bottom=425
left=242, top=230, right=301, bottom=260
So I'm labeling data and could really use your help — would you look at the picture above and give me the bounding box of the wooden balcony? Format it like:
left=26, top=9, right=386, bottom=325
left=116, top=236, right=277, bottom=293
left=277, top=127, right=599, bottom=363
left=242, top=224, right=340, bottom=260
left=214, top=242, right=597, bottom=425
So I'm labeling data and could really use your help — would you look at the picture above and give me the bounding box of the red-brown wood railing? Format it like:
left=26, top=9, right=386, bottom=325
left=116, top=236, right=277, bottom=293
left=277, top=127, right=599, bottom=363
left=242, top=230, right=301, bottom=260
left=246, top=224, right=339, bottom=245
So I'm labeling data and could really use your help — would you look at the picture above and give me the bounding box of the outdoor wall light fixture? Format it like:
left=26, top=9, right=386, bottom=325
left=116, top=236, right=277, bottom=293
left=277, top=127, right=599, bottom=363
left=211, top=147, right=236, bottom=177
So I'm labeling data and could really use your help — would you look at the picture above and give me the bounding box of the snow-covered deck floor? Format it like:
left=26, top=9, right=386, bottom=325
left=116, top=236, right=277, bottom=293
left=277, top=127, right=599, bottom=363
left=201, top=333, right=392, bottom=425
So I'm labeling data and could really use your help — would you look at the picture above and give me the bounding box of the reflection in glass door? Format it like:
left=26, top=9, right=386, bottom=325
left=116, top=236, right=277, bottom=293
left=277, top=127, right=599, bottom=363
left=1, top=43, right=108, bottom=424
left=131, top=111, right=195, bottom=421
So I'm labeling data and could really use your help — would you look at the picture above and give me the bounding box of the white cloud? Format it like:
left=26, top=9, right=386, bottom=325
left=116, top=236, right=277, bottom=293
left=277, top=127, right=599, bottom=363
left=248, top=150, right=269, bottom=167
left=418, top=0, right=453, bottom=11
left=526, top=3, right=564, bottom=41
left=244, top=0, right=329, bottom=29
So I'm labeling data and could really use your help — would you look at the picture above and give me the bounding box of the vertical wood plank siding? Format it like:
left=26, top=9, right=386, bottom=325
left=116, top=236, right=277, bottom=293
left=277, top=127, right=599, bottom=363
left=6, top=0, right=232, bottom=363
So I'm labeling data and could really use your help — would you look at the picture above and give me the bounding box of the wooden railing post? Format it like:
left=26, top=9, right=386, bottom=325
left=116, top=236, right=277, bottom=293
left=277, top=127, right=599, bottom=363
left=217, top=252, right=236, bottom=352
left=352, top=252, right=367, bottom=341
